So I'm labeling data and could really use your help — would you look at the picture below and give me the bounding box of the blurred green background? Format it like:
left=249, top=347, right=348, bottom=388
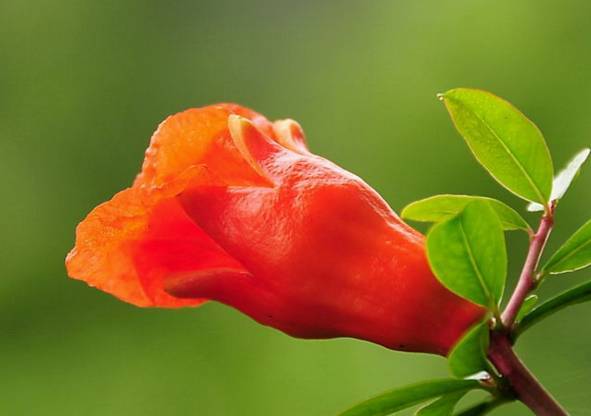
left=2, top=1, right=591, bottom=414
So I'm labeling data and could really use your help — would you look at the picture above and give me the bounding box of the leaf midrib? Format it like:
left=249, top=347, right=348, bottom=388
left=458, top=219, right=493, bottom=306
left=423, top=196, right=528, bottom=230
left=465, top=103, right=547, bottom=204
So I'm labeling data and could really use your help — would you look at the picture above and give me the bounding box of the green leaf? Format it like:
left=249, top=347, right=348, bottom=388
left=517, top=280, right=591, bottom=337
left=439, top=88, right=553, bottom=205
left=448, top=323, right=490, bottom=378
left=515, top=294, right=538, bottom=323
left=339, top=379, right=481, bottom=416
left=427, top=200, right=507, bottom=307
left=416, top=392, right=466, bottom=416
left=528, top=148, right=590, bottom=212
left=401, top=194, right=530, bottom=232
left=542, top=219, right=591, bottom=274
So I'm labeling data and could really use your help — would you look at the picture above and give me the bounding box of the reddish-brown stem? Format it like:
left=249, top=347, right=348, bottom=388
left=501, top=210, right=554, bottom=329
left=488, top=332, right=567, bottom=415
left=486, top=205, right=567, bottom=415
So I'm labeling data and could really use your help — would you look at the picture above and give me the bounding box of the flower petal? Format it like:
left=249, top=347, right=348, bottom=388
left=66, top=169, right=248, bottom=307
left=228, top=115, right=293, bottom=182
left=68, top=104, right=282, bottom=307
left=273, top=119, right=309, bottom=154
left=134, top=104, right=276, bottom=189
left=132, top=197, right=248, bottom=306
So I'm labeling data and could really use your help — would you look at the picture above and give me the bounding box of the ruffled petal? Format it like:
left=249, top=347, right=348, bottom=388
left=132, top=197, right=248, bottom=306
left=67, top=187, right=156, bottom=306
left=134, top=104, right=276, bottom=189
left=66, top=172, right=247, bottom=307
left=67, top=103, right=277, bottom=307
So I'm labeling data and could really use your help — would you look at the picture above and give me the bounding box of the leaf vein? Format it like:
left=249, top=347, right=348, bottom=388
left=468, top=107, right=546, bottom=204
left=458, top=220, right=492, bottom=306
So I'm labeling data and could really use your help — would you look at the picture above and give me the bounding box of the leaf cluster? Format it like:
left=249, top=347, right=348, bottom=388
left=340, top=88, right=590, bottom=415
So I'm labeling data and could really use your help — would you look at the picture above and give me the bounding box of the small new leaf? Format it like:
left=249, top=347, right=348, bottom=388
left=515, top=294, right=538, bottom=323
left=448, top=322, right=490, bottom=378
left=339, top=379, right=480, bottom=416
left=415, top=392, right=466, bottom=416
left=543, top=219, right=591, bottom=274
left=439, top=88, right=553, bottom=205
left=401, top=194, right=530, bottom=232
left=528, top=148, right=591, bottom=211
left=517, top=280, right=591, bottom=337
left=427, top=200, right=507, bottom=308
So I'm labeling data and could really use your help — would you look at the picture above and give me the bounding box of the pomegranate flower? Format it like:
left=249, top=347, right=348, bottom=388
left=66, top=104, right=482, bottom=355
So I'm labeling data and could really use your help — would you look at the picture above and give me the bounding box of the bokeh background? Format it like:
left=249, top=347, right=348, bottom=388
left=2, top=1, right=591, bottom=415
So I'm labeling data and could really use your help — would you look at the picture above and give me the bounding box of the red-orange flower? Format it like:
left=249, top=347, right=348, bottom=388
left=66, top=104, right=483, bottom=355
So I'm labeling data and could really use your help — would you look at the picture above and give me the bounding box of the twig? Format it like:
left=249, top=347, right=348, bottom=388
left=488, top=332, right=567, bottom=415
left=501, top=208, right=554, bottom=329
left=486, top=203, right=568, bottom=415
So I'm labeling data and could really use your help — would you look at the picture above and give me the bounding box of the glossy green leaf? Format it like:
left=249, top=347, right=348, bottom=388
left=427, top=200, right=507, bottom=307
left=415, top=392, right=466, bottom=416
left=339, top=379, right=481, bottom=416
left=439, top=88, right=553, bottom=205
left=517, top=280, right=591, bottom=337
left=515, top=294, right=538, bottom=323
left=542, top=219, right=591, bottom=274
left=401, top=194, right=530, bottom=232
left=528, top=148, right=590, bottom=211
left=448, top=323, right=490, bottom=378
